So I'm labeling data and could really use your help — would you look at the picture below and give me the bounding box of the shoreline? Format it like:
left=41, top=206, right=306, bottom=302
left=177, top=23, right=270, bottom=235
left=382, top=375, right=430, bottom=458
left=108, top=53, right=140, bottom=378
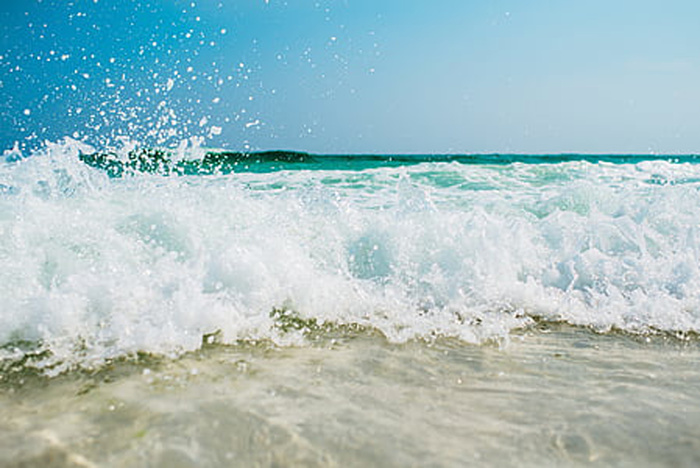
left=2, top=326, right=699, bottom=466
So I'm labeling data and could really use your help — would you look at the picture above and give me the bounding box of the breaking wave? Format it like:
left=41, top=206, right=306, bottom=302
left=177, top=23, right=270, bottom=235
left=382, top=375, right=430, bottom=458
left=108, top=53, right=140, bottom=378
left=2, top=139, right=700, bottom=373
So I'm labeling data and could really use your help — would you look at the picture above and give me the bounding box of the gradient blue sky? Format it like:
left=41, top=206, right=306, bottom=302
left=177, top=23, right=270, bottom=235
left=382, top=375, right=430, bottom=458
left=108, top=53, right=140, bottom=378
left=1, top=0, right=699, bottom=153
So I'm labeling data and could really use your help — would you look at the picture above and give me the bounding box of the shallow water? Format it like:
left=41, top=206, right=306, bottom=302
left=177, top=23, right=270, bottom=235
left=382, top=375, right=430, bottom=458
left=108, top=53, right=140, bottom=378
left=2, top=326, right=699, bottom=467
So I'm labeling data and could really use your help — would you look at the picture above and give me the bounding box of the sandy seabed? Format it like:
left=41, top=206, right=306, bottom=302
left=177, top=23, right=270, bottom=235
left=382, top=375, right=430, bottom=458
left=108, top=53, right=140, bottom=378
left=1, top=325, right=699, bottom=467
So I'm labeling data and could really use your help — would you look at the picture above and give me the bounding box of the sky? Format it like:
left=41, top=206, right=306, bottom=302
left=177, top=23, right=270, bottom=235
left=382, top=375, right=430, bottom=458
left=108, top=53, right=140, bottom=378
left=1, top=0, right=699, bottom=154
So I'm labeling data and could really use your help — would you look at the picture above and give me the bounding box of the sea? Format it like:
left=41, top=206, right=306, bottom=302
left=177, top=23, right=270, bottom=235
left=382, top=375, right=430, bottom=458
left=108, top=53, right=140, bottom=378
left=2, top=139, right=700, bottom=466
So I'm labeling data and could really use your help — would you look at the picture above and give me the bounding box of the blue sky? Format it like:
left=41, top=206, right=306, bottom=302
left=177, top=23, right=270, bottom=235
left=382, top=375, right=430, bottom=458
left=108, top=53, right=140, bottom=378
left=1, top=0, right=699, bottom=153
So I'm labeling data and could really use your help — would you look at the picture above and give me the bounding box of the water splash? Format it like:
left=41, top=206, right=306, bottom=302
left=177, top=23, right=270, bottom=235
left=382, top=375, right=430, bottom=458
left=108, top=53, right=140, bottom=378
left=2, top=139, right=700, bottom=374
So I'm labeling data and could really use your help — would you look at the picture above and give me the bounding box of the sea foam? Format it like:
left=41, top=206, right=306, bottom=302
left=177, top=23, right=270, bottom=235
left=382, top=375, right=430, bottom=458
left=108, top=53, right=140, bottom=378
left=2, top=139, right=700, bottom=373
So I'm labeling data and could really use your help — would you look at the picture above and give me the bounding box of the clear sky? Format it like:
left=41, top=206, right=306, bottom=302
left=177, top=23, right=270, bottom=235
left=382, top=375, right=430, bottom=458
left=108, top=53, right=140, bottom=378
left=1, top=0, right=699, bottom=154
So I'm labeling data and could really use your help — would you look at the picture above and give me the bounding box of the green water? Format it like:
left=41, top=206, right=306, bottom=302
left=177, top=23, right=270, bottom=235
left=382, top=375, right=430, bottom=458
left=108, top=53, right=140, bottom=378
left=78, top=149, right=700, bottom=176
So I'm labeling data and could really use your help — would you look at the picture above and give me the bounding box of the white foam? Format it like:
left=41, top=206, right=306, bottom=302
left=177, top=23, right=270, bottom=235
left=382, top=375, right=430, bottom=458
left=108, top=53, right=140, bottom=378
left=2, top=140, right=700, bottom=372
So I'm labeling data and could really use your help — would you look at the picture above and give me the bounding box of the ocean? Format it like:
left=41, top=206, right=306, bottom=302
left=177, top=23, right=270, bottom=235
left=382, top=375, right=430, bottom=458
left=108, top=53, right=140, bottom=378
left=2, top=140, right=700, bottom=466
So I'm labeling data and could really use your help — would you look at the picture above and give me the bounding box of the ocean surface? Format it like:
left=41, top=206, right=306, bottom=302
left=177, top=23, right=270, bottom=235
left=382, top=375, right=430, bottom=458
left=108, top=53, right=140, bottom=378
left=2, top=140, right=700, bottom=466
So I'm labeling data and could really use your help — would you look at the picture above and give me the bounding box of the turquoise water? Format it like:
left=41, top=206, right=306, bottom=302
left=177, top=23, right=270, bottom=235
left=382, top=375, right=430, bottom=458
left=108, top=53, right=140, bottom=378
left=77, top=147, right=700, bottom=176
